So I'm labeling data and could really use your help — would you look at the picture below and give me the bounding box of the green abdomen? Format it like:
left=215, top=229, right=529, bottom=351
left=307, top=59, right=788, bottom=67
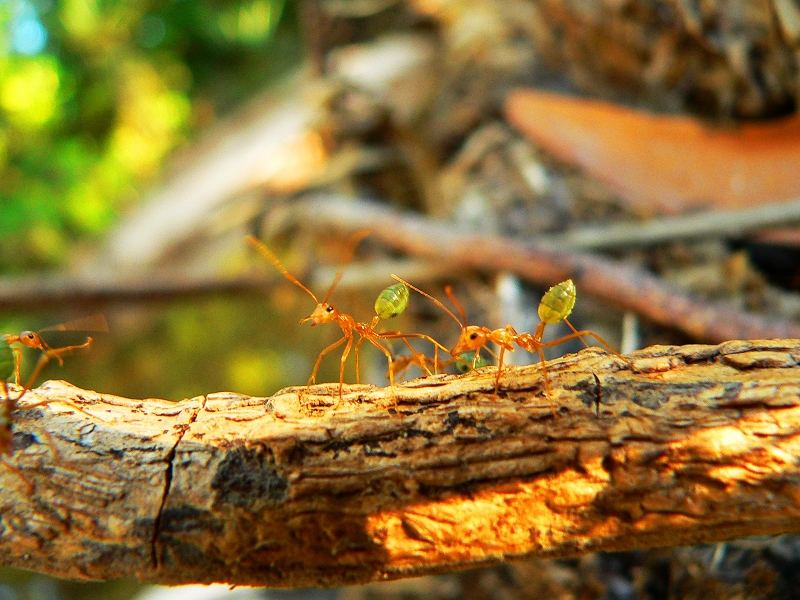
left=375, top=282, right=410, bottom=320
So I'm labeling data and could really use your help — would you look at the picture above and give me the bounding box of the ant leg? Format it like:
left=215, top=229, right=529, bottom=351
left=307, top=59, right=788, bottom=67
left=363, top=334, right=397, bottom=404
left=493, top=346, right=506, bottom=398
left=378, top=332, right=440, bottom=377
left=12, top=347, right=22, bottom=386
left=353, top=337, right=367, bottom=385
left=563, top=319, right=591, bottom=349
left=23, top=353, right=51, bottom=392
left=531, top=341, right=552, bottom=398
left=558, top=324, right=633, bottom=371
left=482, top=346, right=498, bottom=363
left=337, top=336, right=355, bottom=405
left=10, top=352, right=106, bottom=420
left=541, top=326, right=621, bottom=358
left=399, top=338, right=433, bottom=376
left=308, top=336, right=348, bottom=386
left=19, top=337, right=94, bottom=394
left=44, top=337, right=94, bottom=369
left=561, top=319, right=620, bottom=355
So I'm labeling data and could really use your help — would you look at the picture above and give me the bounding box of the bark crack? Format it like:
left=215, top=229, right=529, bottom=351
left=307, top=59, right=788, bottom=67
left=150, top=395, right=207, bottom=571
left=2, top=340, right=799, bottom=586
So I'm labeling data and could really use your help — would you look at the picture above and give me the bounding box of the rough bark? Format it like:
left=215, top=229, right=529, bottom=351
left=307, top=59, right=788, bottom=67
left=2, top=339, right=800, bottom=586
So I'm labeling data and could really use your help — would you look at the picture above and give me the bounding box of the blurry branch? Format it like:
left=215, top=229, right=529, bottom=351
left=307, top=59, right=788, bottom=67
left=6, top=194, right=799, bottom=345
left=0, top=259, right=445, bottom=312
left=0, top=272, right=270, bottom=312
left=3, top=340, right=800, bottom=585
left=265, top=194, right=800, bottom=342
left=540, top=197, right=800, bottom=250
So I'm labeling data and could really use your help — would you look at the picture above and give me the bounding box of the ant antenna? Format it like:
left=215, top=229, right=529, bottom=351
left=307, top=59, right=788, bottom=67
left=444, top=285, right=468, bottom=325
left=320, top=229, right=371, bottom=305
left=246, top=235, right=319, bottom=303
left=40, top=314, right=109, bottom=334
left=390, top=274, right=464, bottom=328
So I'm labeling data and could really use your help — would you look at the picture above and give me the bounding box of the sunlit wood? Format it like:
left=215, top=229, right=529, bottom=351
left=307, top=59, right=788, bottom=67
left=1, top=339, right=800, bottom=586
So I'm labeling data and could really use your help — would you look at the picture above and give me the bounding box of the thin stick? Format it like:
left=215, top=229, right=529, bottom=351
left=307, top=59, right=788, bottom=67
left=269, top=195, right=800, bottom=342
left=539, top=197, right=800, bottom=250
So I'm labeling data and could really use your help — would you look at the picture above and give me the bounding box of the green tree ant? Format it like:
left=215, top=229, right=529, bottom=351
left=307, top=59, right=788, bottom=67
left=247, top=236, right=446, bottom=403
left=393, top=275, right=620, bottom=396
left=1, top=314, right=108, bottom=490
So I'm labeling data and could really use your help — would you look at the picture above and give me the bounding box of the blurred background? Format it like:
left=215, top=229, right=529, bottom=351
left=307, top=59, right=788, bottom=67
left=3, top=0, right=800, bottom=598
left=1, top=0, right=303, bottom=402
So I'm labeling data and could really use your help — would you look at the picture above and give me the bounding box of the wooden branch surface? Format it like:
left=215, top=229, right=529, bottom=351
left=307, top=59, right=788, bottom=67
left=2, top=340, right=800, bottom=586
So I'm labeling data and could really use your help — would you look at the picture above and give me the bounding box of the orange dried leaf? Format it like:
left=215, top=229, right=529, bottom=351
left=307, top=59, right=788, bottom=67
left=505, top=88, right=800, bottom=214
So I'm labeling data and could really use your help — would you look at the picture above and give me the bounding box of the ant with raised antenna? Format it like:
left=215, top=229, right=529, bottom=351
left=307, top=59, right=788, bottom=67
left=1, top=314, right=109, bottom=490
left=4, top=313, right=108, bottom=390
left=247, top=235, right=446, bottom=403
left=393, top=275, right=620, bottom=396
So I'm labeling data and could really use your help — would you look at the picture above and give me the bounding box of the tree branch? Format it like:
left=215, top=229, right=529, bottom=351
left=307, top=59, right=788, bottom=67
left=2, top=339, right=800, bottom=586
left=264, top=195, right=800, bottom=342
left=0, top=272, right=271, bottom=312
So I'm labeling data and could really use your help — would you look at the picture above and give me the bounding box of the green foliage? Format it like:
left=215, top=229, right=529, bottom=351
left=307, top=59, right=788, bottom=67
left=0, top=0, right=298, bottom=271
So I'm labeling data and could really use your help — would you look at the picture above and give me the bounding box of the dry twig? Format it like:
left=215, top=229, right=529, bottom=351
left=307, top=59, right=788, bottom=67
left=0, top=272, right=272, bottom=312
left=540, top=197, right=800, bottom=250
left=265, top=194, right=800, bottom=342
left=1, top=340, right=800, bottom=585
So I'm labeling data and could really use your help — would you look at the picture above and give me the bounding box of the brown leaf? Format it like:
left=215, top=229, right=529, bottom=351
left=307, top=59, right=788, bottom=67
left=505, top=88, right=800, bottom=215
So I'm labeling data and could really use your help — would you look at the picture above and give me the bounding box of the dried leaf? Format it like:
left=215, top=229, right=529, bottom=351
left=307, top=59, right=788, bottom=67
left=505, top=88, right=800, bottom=215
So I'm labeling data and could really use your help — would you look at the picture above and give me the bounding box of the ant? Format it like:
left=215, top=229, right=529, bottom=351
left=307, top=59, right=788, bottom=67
left=247, top=236, right=446, bottom=403
left=0, top=314, right=108, bottom=490
left=393, top=275, right=620, bottom=396
left=4, top=313, right=108, bottom=390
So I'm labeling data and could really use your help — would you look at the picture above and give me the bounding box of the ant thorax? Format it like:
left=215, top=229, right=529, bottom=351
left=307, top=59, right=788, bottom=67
left=495, top=326, right=518, bottom=348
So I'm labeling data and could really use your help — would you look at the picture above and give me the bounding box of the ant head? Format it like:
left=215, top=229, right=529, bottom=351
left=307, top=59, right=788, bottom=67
left=451, top=326, right=487, bottom=356
left=18, top=331, right=43, bottom=350
left=300, top=303, right=338, bottom=327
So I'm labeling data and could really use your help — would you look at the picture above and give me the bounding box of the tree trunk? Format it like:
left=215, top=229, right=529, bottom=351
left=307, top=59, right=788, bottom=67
left=2, top=339, right=800, bottom=586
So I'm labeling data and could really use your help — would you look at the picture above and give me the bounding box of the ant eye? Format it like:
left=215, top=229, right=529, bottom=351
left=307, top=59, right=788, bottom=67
left=326, top=306, right=334, bottom=313
left=469, top=333, right=478, bottom=340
